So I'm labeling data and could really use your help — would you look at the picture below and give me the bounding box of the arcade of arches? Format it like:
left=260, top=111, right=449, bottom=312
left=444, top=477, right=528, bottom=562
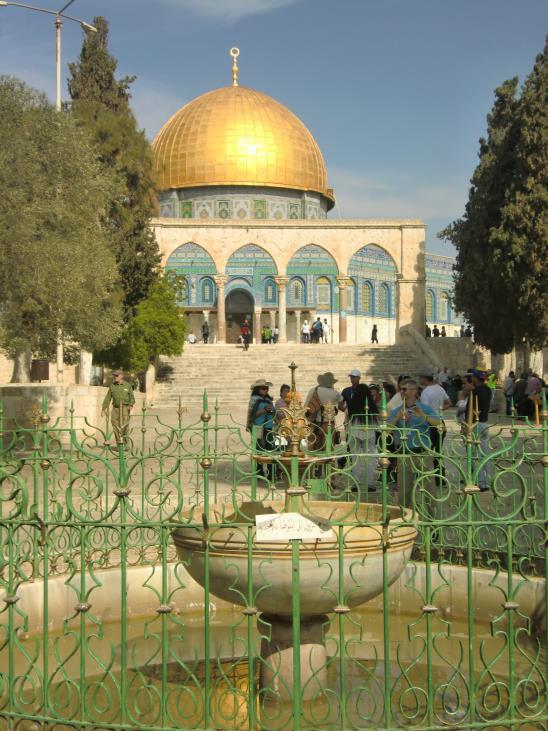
left=150, top=219, right=457, bottom=344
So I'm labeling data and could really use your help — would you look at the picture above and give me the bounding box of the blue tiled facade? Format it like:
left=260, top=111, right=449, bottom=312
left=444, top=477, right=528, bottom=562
left=424, top=254, right=464, bottom=332
left=165, top=243, right=460, bottom=327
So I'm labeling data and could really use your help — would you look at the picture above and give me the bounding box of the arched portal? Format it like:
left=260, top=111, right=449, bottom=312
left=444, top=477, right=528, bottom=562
left=225, top=289, right=254, bottom=344
left=348, top=244, right=398, bottom=342
left=165, top=242, right=216, bottom=308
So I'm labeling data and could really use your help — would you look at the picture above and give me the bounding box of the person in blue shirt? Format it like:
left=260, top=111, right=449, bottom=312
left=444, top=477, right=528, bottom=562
left=387, top=379, right=440, bottom=452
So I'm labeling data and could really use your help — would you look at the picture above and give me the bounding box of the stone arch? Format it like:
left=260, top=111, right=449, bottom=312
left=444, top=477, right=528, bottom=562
left=221, top=243, right=279, bottom=275
left=225, top=276, right=253, bottom=295
left=165, top=243, right=217, bottom=308
left=226, top=245, right=277, bottom=276
left=226, top=244, right=277, bottom=307
left=348, top=244, right=398, bottom=279
left=165, top=242, right=217, bottom=276
left=287, top=244, right=339, bottom=277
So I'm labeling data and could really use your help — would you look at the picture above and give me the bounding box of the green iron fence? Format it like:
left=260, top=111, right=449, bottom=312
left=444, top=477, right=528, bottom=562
left=0, top=390, right=546, bottom=730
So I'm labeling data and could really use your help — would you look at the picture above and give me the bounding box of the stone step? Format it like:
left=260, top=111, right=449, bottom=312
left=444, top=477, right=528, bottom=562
left=151, top=342, right=429, bottom=409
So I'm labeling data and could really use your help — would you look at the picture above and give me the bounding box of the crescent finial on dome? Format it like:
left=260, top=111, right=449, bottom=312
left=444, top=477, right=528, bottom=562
left=230, top=47, right=240, bottom=87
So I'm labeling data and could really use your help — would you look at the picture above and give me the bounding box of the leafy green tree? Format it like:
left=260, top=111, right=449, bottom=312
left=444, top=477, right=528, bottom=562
left=0, top=77, right=123, bottom=380
left=68, top=16, right=161, bottom=317
left=439, top=42, right=547, bottom=353
left=96, top=276, right=186, bottom=373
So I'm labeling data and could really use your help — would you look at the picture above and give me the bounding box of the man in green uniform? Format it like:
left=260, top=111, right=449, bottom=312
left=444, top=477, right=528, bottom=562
left=101, top=370, right=135, bottom=444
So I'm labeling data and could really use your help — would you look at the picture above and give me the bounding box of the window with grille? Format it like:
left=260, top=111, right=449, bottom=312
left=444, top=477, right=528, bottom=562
left=426, top=291, right=434, bottom=320
left=316, top=277, right=331, bottom=306
left=201, top=278, right=214, bottom=304
left=346, top=282, right=355, bottom=311
left=291, top=278, right=304, bottom=305
left=377, top=283, right=389, bottom=314
left=265, top=279, right=276, bottom=303
left=361, top=282, right=372, bottom=313
left=439, top=292, right=449, bottom=321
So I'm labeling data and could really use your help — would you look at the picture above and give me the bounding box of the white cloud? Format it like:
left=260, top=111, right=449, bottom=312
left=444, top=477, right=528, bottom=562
left=130, top=78, right=185, bottom=139
left=167, top=0, right=304, bottom=22
left=329, top=166, right=467, bottom=222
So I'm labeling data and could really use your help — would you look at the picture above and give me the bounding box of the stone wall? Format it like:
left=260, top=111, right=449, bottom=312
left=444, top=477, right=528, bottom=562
left=425, top=338, right=491, bottom=374
left=0, top=385, right=145, bottom=441
left=0, top=353, right=78, bottom=386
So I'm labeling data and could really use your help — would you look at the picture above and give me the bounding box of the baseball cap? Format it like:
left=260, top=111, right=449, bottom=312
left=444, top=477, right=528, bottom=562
left=348, top=369, right=361, bottom=377
left=470, top=368, right=487, bottom=381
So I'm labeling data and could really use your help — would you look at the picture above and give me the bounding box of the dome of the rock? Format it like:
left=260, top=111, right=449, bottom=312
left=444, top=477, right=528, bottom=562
left=152, top=84, right=334, bottom=209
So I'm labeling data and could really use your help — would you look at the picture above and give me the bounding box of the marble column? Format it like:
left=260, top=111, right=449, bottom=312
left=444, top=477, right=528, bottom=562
left=214, top=276, right=227, bottom=343
left=254, top=307, right=262, bottom=344
left=269, top=310, right=276, bottom=329
left=275, top=276, right=289, bottom=344
left=336, top=276, right=349, bottom=344
left=294, top=309, right=301, bottom=344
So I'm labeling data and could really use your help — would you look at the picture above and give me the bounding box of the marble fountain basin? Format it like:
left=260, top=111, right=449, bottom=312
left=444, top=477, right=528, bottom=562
left=171, top=500, right=417, bottom=616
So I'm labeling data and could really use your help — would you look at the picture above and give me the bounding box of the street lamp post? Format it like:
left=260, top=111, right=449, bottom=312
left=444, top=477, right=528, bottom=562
left=0, top=1, right=97, bottom=110
left=1, top=1, right=97, bottom=383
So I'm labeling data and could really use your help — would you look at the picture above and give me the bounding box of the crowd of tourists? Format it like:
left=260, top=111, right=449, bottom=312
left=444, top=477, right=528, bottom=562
left=245, top=366, right=546, bottom=492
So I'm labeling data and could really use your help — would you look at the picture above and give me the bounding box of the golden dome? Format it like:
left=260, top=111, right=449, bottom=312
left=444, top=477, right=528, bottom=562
left=152, top=85, right=334, bottom=208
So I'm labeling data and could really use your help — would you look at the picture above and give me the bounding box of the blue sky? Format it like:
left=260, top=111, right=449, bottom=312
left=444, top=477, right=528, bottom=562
left=1, top=0, right=545, bottom=255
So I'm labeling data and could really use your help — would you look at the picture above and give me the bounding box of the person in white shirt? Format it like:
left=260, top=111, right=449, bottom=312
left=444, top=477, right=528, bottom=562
left=420, top=374, right=451, bottom=415
left=438, top=367, right=450, bottom=387
left=301, top=320, right=310, bottom=344
left=322, top=319, right=331, bottom=343
left=186, top=331, right=197, bottom=344
left=419, top=373, right=451, bottom=486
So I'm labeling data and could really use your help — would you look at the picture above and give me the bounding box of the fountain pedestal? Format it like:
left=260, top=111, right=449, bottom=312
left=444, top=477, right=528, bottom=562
left=260, top=613, right=328, bottom=702
left=171, top=362, right=417, bottom=708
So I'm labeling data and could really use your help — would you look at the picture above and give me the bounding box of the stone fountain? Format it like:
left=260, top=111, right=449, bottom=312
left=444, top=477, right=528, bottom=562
left=172, top=364, right=417, bottom=701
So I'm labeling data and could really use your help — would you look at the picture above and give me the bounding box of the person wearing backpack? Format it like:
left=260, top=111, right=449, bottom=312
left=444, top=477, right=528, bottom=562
left=312, top=317, right=323, bottom=344
left=247, top=379, right=275, bottom=479
left=304, top=372, right=343, bottom=451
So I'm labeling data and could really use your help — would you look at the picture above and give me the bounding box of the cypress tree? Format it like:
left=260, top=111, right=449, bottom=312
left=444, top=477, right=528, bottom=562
left=488, top=42, right=548, bottom=352
left=439, top=43, right=547, bottom=352
left=68, top=16, right=161, bottom=317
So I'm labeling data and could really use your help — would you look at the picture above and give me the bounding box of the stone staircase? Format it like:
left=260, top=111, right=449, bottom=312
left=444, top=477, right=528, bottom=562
left=152, top=343, right=430, bottom=410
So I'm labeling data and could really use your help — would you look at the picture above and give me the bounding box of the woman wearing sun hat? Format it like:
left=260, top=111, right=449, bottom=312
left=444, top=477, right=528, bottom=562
left=247, top=378, right=275, bottom=479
